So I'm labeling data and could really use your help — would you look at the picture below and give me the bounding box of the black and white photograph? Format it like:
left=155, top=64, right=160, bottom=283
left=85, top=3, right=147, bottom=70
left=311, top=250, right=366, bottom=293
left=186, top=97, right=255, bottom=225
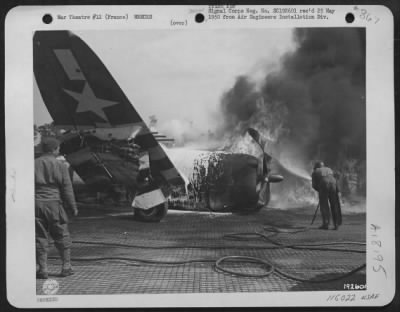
left=5, top=5, right=396, bottom=308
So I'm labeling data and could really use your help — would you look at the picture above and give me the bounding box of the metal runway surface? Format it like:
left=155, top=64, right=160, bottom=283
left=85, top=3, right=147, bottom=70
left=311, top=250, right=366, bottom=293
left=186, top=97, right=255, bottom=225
left=36, top=204, right=366, bottom=295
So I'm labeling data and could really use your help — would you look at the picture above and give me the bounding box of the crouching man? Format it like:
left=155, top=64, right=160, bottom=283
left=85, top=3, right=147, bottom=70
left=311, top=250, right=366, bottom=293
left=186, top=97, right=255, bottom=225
left=35, top=137, right=78, bottom=279
left=312, top=161, right=342, bottom=230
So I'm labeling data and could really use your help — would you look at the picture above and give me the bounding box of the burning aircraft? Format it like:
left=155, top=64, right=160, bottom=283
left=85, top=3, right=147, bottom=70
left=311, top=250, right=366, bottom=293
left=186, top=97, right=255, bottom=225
left=33, top=30, right=283, bottom=222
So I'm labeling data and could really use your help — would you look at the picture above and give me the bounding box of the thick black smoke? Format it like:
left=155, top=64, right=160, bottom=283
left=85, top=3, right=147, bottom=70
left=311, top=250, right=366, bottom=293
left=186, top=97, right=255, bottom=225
left=218, top=28, right=366, bottom=168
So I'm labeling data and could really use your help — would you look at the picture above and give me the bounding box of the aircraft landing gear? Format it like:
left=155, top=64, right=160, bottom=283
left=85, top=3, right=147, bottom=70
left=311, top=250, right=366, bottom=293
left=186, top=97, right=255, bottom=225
left=133, top=202, right=168, bottom=222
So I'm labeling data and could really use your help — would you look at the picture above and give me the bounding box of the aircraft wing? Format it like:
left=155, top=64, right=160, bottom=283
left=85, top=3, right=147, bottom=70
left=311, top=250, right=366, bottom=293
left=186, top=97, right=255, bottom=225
left=33, top=31, right=185, bottom=187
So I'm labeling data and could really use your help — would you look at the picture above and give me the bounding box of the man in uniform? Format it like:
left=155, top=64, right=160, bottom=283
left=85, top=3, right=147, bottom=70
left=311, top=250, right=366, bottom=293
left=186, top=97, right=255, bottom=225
left=311, top=161, right=342, bottom=230
left=35, top=137, right=78, bottom=279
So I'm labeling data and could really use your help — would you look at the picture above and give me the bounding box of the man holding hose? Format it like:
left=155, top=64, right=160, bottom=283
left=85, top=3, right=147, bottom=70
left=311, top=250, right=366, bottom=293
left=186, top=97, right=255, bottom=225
left=311, top=161, right=342, bottom=230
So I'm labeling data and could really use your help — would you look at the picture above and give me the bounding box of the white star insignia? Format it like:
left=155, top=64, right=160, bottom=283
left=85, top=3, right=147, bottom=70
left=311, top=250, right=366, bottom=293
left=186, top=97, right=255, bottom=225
left=63, top=83, right=118, bottom=123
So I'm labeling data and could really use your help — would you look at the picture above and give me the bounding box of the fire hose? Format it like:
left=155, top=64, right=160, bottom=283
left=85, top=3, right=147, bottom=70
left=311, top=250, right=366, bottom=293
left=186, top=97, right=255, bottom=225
left=215, top=206, right=366, bottom=280
left=47, top=204, right=366, bottom=283
left=215, top=256, right=365, bottom=282
left=49, top=236, right=366, bottom=282
left=48, top=231, right=366, bottom=283
left=311, top=203, right=320, bottom=225
left=216, top=229, right=366, bottom=281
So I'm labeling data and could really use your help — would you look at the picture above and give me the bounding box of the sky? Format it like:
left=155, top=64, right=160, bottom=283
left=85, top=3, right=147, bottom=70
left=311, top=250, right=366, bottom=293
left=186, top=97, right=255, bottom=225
left=34, top=28, right=294, bottom=134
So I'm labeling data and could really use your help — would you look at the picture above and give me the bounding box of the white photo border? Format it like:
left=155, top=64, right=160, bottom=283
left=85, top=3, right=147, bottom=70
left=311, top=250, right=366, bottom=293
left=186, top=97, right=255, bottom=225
left=5, top=5, right=395, bottom=308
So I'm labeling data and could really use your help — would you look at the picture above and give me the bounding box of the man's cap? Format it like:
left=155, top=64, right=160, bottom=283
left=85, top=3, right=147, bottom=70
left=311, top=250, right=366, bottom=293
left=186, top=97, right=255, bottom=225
left=41, top=137, right=60, bottom=153
left=314, top=161, right=324, bottom=169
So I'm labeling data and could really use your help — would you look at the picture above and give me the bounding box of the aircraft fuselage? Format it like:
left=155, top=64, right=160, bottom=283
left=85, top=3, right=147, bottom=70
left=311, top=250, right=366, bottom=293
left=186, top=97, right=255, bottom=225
left=167, top=148, right=266, bottom=212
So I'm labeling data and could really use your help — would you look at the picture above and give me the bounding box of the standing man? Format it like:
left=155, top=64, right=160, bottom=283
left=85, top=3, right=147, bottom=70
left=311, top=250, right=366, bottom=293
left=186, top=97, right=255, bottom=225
left=311, top=161, right=342, bottom=230
left=35, top=137, right=78, bottom=279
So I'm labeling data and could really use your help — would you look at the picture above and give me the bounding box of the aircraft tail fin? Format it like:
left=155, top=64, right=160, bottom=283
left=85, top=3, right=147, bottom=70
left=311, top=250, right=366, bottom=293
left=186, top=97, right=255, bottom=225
left=34, top=30, right=185, bottom=187
left=34, top=30, right=147, bottom=129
